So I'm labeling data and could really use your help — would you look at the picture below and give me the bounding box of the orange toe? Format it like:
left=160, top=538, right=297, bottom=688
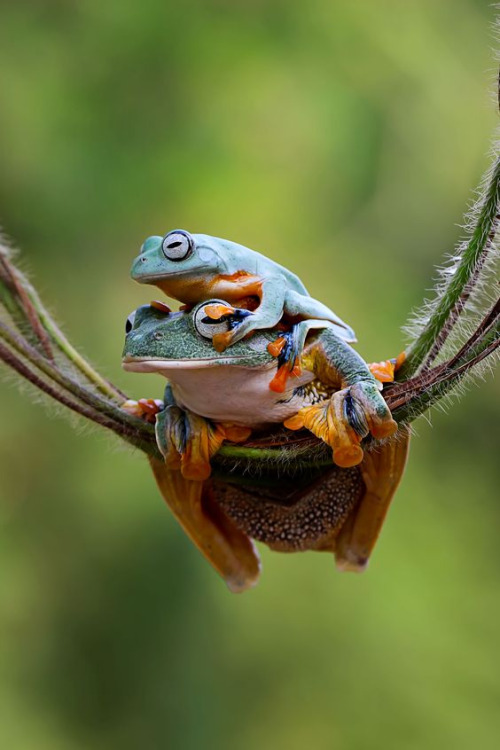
left=269, top=364, right=290, bottom=393
left=369, top=360, right=396, bottom=383
left=370, top=419, right=398, bottom=440
left=150, top=300, right=172, bottom=313
left=212, top=331, right=233, bottom=352
left=204, top=303, right=236, bottom=320
left=267, top=336, right=287, bottom=358
left=222, top=424, right=252, bottom=443
left=181, top=458, right=212, bottom=481
left=283, top=413, right=306, bottom=431
left=395, top=351, right=406, bottom=370
left=332, top=444, right=364, bottom=468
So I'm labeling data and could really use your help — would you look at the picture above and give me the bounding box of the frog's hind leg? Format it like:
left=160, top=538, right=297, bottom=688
left=283, top=290, right=357, bottom=343
left=149, top=458, right=261, bottom=592
left=155, top=385, right=250, bottom=481
left=334, top=428, right=410, bottom=571
left=155, top=385, right=224, bottom=481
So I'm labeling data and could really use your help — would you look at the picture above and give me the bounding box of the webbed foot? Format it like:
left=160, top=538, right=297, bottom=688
left=284, top=381, right=398, bottom=468
left=155, top=401, right=251, bottom=481
left=122, top=398, right=164, bottom=423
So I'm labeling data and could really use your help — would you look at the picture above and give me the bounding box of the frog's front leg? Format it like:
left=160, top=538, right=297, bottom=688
left=267, top=319, right=329, bottom=392
left=284, top=329, right=398, bottom=468
left=212, top=276, right=285, bottom=351
left=155, top=385, right=250, bottom=481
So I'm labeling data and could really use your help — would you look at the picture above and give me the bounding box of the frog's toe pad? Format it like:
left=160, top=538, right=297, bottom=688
left=180, top=454, right=212, bottom=481
left=349, top=383, right=397, bottom=439
left=369, top=351, right=407, bottom=383
left=204, top=303, right=237, bottom=320
left=212, top=332, right=230, bottom=352
left=369, top=360, right=396, bottom=383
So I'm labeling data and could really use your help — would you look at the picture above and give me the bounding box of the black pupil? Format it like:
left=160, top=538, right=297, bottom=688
left=167, top=241, right=183, bottom=248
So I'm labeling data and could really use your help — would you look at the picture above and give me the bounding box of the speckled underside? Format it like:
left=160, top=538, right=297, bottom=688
left=212, top=467, right=365, bottom=552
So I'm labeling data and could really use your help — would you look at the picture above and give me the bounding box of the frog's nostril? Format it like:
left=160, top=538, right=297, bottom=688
left=141, top=256, right=147, bottom=263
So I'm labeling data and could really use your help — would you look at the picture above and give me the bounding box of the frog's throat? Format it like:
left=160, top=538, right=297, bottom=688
left=122, top=357, right=274, bottom=373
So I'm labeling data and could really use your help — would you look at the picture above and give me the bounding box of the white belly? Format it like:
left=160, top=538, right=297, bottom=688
left=162, top=363, right=315, bottom=426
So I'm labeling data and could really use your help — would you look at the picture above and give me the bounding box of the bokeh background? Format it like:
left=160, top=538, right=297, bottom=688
left=0, top=1, right=498, bottom=748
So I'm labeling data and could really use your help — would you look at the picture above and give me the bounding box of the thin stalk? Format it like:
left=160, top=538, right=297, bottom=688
left=0, top=246, right=125, bottom=401
left=0, top=338, right=158, bottom=455
left=386, top=299, right=499, bottom=408
left=391, top=337, right=499, bottom=424
left=398, top=154, right=500, bottom=379
left=0, top=254, right=54, bottom=359
left=446, top=298, right=499, bottom=369
left=25, top=282, right=127, bottom=401
left=0, top=319, right=144, bottom=433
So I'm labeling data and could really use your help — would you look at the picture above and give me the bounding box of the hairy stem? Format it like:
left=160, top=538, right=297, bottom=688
left=0, top=243, right=125, bottom=401
left=398, top=154, right=500, bottom=379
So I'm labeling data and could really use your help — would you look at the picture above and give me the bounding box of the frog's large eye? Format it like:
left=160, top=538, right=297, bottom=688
left=125, top=311, right=136, bottom=334
left=162, top=230, right=193, bottom=261
left=194, top=302, right=232, bottom=340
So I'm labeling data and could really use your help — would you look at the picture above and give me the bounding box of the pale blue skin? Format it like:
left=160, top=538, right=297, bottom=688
left=130, top=230, right=356, bottom=347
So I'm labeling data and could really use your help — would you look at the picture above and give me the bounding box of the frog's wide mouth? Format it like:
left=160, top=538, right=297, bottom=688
left=133, top=269, right=192, bottom=282
left=122, top=356, right=272, bottom=372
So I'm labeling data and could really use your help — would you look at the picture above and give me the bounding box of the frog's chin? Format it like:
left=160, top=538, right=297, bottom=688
left=122, top=357, right=270, bottom=373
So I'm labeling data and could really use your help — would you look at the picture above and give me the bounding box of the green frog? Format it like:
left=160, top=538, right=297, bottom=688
left=122, top=302, right=407, bottom=592
left=130, top=230, right=356, bottom=351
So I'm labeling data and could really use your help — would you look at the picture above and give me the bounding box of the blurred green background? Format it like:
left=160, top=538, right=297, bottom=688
left=0, top=1, right=498, bottom=748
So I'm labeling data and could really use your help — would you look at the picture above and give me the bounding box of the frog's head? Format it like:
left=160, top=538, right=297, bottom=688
left=122, top=300, right=275, bottom=374
left=131, top=229, right=232, bottom=284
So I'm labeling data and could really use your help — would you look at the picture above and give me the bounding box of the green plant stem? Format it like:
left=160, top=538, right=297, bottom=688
left=398, top=155, right=500, bottom=380
left=0, top=319, right=144, bottom=434
left=0, top=246, right=125, bottom=402
left=25, top=280, right=126, bottom=401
